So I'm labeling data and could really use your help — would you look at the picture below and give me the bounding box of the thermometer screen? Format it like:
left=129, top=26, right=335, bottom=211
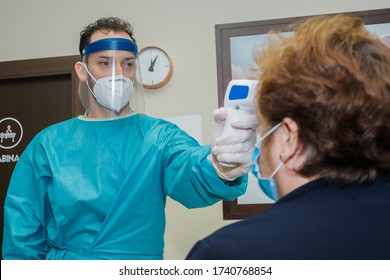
left=228, top=85, right=249, bottom=100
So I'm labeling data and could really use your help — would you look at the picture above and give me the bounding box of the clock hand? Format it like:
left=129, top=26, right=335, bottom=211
left=148, top=55, right=159, bottom=72
left=152, top=55, right=158, bottom=65
left=148, top=58, right=153, bottom=72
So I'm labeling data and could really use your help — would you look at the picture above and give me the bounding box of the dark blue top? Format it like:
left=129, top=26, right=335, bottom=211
left=187, top=173, right=390, bottom=259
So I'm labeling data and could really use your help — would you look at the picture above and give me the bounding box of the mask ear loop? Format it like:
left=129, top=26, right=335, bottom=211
left=259, top=122, right=283, bottom=141
left=270, top=162, right=284, bottom=179
left=82, top=63, right=98, bottom=83
left=259, top=122, right=284, bottom=179
left=82, top=63, right=100, bottom=103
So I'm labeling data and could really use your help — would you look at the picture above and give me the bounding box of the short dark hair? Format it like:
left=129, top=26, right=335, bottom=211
left=79, top=17, right=136, bottom=55
left=257, top=15, right=390, bottom=184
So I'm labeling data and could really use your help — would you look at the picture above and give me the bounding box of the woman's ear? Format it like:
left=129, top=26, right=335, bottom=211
left=279, top=117, right=305, bottom=169
left=75, top=61, right=88, bottom=81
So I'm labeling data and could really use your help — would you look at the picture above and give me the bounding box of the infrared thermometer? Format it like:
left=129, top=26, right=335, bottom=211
left=220, top=79, right=258, bottom=167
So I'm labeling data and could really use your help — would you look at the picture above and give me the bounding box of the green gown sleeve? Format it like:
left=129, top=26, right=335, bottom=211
left=3, top=139, right=51, bottom=259
left=160, top=122, right=247, bottom=208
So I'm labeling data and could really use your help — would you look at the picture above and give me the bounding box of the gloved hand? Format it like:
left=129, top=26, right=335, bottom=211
left=209, top=107, right=259, bottom=181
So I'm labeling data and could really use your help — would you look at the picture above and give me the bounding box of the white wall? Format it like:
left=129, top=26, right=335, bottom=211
left=1, top=0, right=388, bottom=259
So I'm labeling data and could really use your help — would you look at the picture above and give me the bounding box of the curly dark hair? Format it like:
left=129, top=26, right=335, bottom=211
left=79, top=17, right=136, bottom=55
left=256, top=14, right=390, bottom=184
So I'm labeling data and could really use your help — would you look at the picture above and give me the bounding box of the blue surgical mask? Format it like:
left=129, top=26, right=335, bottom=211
left=251, top=122, right=283, bottom=201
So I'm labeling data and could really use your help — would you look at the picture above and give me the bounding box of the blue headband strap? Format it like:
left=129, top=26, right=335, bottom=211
left=82, top=38, right=138, bottom=56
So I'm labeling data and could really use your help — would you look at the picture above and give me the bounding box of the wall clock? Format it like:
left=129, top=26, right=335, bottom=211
left=139, top=46, right=174, bottom=90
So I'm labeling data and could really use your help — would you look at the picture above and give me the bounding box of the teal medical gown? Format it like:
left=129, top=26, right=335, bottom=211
left=2, top=114, right=246, bottom=260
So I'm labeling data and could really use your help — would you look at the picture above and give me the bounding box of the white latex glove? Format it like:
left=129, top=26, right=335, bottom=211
left=209, top=107, right=259, bottom=181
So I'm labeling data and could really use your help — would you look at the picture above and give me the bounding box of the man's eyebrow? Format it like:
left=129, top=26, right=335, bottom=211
left=123, top=56, right=136, bottom=60
left=96, top=55, right=112, bottom=60
left=95, top=55, right=136, bottom=60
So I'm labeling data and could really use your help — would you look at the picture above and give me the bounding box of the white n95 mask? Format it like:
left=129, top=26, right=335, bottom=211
left=91, top=75, right=135, bottom=112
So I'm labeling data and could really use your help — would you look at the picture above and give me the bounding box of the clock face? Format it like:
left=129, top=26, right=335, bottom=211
left=139, top=46, right=173, bottom=89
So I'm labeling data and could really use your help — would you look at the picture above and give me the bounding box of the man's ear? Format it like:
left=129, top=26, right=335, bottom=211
left=279, top=117, right=304, bottom=169
left=75, top=61, right=88, bottom=81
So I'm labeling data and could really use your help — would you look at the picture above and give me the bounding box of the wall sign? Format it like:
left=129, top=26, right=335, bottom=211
left=0, top=117, right=23, bottom=149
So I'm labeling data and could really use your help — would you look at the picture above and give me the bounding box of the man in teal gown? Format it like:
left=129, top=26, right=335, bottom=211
left=2, top=17, right=258, bottom=260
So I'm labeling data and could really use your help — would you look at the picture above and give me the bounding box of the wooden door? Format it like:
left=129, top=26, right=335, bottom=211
left=0, top=55, right=83, bottom=259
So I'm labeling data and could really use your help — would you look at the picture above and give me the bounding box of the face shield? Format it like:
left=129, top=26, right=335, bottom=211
left=78, top=38, right=145, bottom=115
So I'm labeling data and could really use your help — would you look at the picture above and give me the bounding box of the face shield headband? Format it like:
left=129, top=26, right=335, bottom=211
left=82, top=37, right=138, bottom=56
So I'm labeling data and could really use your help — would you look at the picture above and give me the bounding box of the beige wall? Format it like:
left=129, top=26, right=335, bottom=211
left=1, top=0, right=388, bottom=259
